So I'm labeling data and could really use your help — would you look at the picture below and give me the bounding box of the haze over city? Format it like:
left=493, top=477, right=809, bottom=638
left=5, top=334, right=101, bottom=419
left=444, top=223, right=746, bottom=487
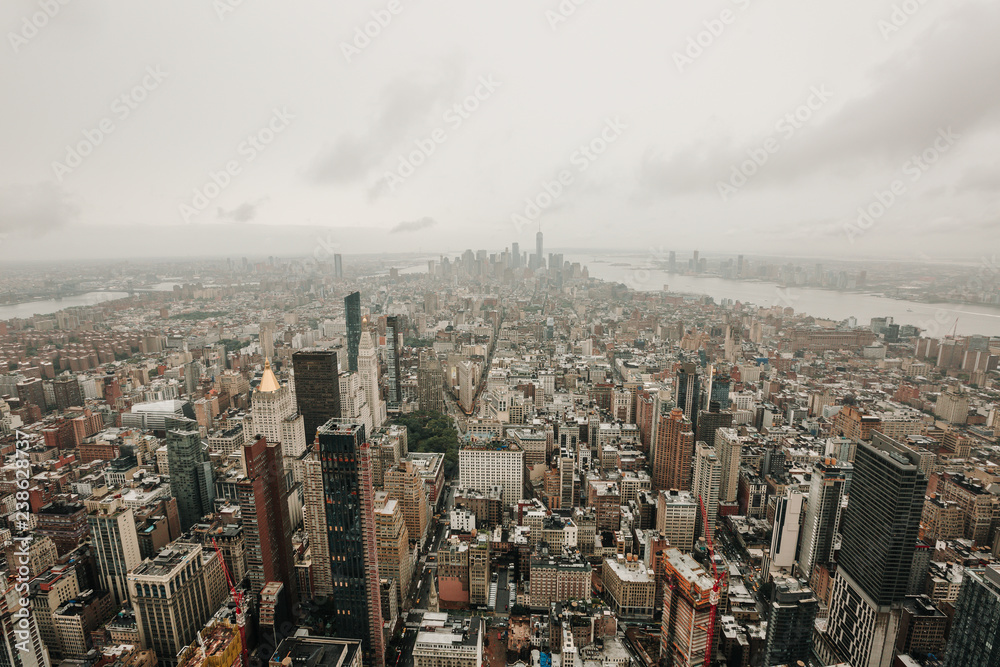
left=2, top=0, right=1000, bottom=259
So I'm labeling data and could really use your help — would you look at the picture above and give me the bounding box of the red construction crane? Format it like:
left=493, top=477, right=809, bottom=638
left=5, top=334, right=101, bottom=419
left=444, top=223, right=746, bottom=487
left=697, top=495, right=725, bottom=667
left=211, top=537, right=249, bottom=667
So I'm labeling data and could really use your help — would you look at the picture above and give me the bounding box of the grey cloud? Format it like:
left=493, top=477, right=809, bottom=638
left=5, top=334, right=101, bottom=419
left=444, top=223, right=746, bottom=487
left=640, top=2, right=1000, bottom=197
left=308, top=62, right=466, bottom=185
left=0, top=183, right=79, bottom=237
left=390, top=217, right=436, bottom=234
left=217, top=198, right=268, bottom=223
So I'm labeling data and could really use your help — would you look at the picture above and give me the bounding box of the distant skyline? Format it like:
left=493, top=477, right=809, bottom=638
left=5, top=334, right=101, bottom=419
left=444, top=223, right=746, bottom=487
left=1, top=1, right=999, bottom=260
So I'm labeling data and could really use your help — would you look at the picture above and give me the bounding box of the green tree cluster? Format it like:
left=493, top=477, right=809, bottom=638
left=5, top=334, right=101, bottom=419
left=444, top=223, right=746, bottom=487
left=394, top=410, right=460, bottom=477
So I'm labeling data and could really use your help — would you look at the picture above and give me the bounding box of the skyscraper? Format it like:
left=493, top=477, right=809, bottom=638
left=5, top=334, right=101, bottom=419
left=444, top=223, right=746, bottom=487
left=292, top=349, right=342, bottom=446
left=302, top=453, right=331, bottom=598
left=535, top=230, right=543, bottom=270
left=511, top=242, right=520, bottom=268
left=127, top=542, right=226, bottom=667
left=692, top=441, right=721, bottom=542
left=239, top=435, right=297, bottom=599
left=768, top=489, right=804, bottom=577
left=374, top=496, right=412, bottom=607
left=826, top=433, right=928, bottom=667
left=673, top=363, right=701, bottom=437
left=714, top=427, right=743, bottom=503
left=385, top=316, right=402, bottom=406
left=345, top=291, right=361, bottom=372
left=798, top=458, right=850, bottom=581
left=87, top=496, right=142, bottom=607
left=359, top=329, right=386, bottom=428
left=943, top=564, right=1000, bottom=667
left=763, top=577, right=818, bottom=667
left=652, top=407, right=694, bottom=492
left=334, top=253, right=343, bottom=279
left=165, top=417, right=215, bottom=532
left=316, top=421, right=385, bottom=667
left=251, top=358, right=307, bottom=458
left=259, top=320, right=276, bottom=361
left=417, top=350, right=444, bottom=413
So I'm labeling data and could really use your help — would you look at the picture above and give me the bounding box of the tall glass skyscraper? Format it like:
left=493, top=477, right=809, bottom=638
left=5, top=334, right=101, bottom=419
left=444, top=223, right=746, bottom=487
left=674, top=362, right=701, bottom=436
left=826, top=432, right=927, bottom=667
left=944, top=564, right=1000, bottom=667
left=316, top=421, right=384, bottom=667
left=292, top=350, right=342, bottom=446
left=345, top=291, right=361, bottom=372
left=165, top=417, right=215, bottom=531
left=385, top=316, right=402, bottom=405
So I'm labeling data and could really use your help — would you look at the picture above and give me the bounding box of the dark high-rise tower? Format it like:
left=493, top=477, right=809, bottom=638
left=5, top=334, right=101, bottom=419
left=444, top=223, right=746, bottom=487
left=239, top=435, right=296, bottom=599
left=385, top=316, right=402, bottom=406
left=826, top=432, right=928, bottom=667
left=345, top=291, right=361, bottom=372
left=674, top=362, right=701, bottom=437
left=763, top=577, right=819, bottom=666
left=165, top=417, right=215, bottom=531
left=944, top=564, right=1000, bottom=667
left=316, top=421, right=384, bottom=667
left=292, top=350, right=342, bottom=445
left=417, top=350, right=444, bottom=413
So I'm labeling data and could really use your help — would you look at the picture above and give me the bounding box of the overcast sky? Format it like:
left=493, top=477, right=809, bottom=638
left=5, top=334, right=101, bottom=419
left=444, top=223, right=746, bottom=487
left=1, top=0, right=998, bottom=261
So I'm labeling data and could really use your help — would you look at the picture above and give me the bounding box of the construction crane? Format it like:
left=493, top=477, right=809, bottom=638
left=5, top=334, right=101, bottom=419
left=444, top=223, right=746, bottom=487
left=697, top=496, right=725, bottom=667
left=211, top=537, right=249, bottom=667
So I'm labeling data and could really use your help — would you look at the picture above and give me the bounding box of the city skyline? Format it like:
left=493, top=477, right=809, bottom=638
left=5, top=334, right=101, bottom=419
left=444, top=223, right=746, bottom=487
left=2, top=2, right=1000, bottom=261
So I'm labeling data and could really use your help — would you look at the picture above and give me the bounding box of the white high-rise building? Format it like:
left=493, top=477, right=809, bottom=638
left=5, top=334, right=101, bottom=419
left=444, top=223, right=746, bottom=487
left=250, top=359, right=307, bottom=458
left=715, top=428, right=743, bottom=504
left=459, top=442, right=525, bottom=505
left=87, top=496, right=142, bottom=607
left=340, top=371, right=373, bottom=437
left=769, top=488, right=804, bottom=576
left=693, top=442, right=722, bottom=542
left=358, top=329, right=387, bottom=428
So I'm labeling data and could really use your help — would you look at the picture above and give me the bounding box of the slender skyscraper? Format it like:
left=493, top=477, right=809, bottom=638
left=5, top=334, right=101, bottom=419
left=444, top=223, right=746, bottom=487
left=316, top=421, right=384, bottom=667
left=826, top=433, right=927, bottom=667
left=674, top=362, right=701, bottom=437
left=345, top=291, right=361, bottom=372
left=88, top=496, right=141, bottom=607
left=798, top=459, right=851, bottom=581
left=944, top=564, right=1000, bottom=667
left=251, top=358, right=307, bottom=458
left=652, top=407, right=694, bottom=492
left=334, top=253, right=343, bottom=279
left=239, top=435, right=296, bottom=599
left=692, top=441, right=721, bottom=542
left=511, top=242, right=520, bottom=268
left=165, top=417, right=215, bottom=531
left=763, top=577, right=818, bottom=667
left=535, top=230, right=544, bottom=270
left=385, top=316, right=402, bottom=406
left=292, top=349, right=342, bottom=445
left=359, top=328, right=387, bottom=427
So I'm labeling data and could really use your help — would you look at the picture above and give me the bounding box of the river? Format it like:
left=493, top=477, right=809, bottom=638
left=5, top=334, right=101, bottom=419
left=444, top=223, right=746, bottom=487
left=571, top=255, right=1000, bottom=338
left=0, top=291, right=131, bottom=320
